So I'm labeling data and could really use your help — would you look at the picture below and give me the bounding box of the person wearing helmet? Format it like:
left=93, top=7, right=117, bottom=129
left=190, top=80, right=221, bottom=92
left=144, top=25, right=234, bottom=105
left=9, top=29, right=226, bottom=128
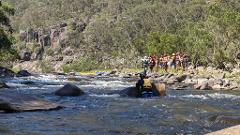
left=136, top=73, right=153, bottom=98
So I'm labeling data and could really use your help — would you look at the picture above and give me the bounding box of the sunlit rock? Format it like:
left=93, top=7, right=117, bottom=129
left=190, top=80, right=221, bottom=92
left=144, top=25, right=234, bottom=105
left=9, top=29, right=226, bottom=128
left=0, top=92, right=62, bottom=112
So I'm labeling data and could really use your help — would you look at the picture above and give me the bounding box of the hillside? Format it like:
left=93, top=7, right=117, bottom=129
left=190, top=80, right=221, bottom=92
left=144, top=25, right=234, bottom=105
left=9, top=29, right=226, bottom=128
left=3, top=0, right=240, bottom=72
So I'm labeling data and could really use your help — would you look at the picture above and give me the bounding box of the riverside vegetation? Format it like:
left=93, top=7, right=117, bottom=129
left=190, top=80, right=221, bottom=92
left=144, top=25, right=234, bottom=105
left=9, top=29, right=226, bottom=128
left=0, top=1, right=240, bottom=134
left=0, top=0, right=240, bottom=73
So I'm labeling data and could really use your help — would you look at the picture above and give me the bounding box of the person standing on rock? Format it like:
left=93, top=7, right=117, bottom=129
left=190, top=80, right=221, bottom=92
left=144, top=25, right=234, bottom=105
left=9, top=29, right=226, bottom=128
left=136, top=73, right=153, bottom=98
left=163, top=54, right=169, bottom=72
left=142, top=56, right=149, bottom=74
left=159, top=55, right=164, bottom=69
left=183, top=54, right=189, bottom=71
left=171, top=53, right=177, bottom=69
left=149, top=55, right=156, bottom=73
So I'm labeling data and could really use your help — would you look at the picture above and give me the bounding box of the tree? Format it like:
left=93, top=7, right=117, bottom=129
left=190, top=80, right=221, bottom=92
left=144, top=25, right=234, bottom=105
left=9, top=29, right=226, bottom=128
left=0, top=0, right=14, bottom=49
left=144, top=32, right=180, bottom=55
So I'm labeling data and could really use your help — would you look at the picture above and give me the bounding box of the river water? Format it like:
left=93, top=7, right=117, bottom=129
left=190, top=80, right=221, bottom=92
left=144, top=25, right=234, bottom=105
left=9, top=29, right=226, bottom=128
left=0, top=74, right=240, bottom=135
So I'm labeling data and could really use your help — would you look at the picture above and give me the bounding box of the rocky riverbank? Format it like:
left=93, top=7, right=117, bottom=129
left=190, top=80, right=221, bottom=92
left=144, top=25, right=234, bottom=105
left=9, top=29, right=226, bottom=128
left=1, top=65, right=240, bottom=91
left=77, top=66, right=240, bottom=91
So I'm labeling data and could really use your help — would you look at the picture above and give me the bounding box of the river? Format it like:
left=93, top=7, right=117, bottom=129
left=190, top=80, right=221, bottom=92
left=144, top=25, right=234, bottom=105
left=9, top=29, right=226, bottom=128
left=0, top=74, right=240, bottom=135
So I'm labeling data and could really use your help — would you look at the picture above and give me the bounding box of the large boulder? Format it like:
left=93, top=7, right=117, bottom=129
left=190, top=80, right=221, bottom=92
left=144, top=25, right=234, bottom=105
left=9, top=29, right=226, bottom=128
left=194, top=78, right=212, bottom=90
left=166, top=76, right=178, bottom=85
left=176, top=74, right=188, bottom=82
left=0, top=92, right=62, bottom=112
left=55, top=83, right=84, bottom=96
left=17, top=70, right=31, bottom=77
left=152, top=82, right=166, bottom=96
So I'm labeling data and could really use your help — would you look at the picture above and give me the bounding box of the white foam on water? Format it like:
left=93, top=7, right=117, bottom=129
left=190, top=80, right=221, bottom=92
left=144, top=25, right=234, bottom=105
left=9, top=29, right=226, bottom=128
left=5, top=82, right=28, bottom=87
left=89, top=94, right=120, bottom=98
left=168, top=95, right=177, bottom=98
left=182, top=94, right=209, bottom=100
left=26, top=87, right=46, bottom=90
left=43, top=84, right=64, bottom=88
left=31, top=74, right=67, bottom=83
left=82, top=80, right=134, bottom=89
left=207, top=93, right=240, bottom=100
left=169, top=93, right=240, bottom=100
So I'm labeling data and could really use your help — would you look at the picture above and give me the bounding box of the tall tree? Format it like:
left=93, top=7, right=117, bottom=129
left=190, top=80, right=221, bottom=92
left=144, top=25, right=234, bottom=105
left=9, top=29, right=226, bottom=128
left=0, top=0, right=14, bottom=49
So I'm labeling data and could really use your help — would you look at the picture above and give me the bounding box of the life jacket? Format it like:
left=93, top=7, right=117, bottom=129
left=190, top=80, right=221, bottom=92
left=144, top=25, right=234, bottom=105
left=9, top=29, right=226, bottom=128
left=143, top=79, right=152, bottom=89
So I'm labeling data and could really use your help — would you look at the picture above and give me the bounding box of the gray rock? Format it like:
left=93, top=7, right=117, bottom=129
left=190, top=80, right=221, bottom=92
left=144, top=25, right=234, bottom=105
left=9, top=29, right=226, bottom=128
left=165, top=73, right=174, bottom=78
left=119, top=87, right=140, bottom=97
left=223, top=79, right=230, bottom=87
left=229, top=82, right=239, bottom=90
left=67, top=76, right=81, bottom=82
left=0, top=92, right=62, bottom=112
left=214, top=79, right=224, bottom=86
left=200, top=82, right=211, bottom=90
left=0, top=67, right=16, bottom=77
left=0, top=81, right=9, bottom=89
left=17, top=70, right=31, bottom=77
left=211, top=84, right=222, bottom=90
left=55, top=83, right=84, bottom=96
left=176, top=74, right=188, bottom=82
left=172, top=84, right=189, bottom=90
left=194, top=78, right=211, bottom=90
left=214, top=115, right=240, bottom=125
left=208, top=78, right=215, bottom=88
left=166, top=77, right=178, bottom=85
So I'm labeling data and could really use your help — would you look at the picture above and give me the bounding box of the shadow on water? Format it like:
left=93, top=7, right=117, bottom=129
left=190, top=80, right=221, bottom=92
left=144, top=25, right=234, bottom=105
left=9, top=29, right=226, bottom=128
left=0, top=75, right=240, bottom=135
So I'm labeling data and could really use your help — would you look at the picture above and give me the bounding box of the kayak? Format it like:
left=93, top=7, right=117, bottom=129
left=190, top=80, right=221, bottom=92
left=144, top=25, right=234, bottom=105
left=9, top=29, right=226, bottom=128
left=141, top=91, right=153, bottom=98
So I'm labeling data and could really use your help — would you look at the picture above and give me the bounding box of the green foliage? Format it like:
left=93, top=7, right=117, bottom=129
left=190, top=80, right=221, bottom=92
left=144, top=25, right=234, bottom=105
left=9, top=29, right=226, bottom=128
left=145, top=32, right=180, bottom=55
left=5, top=0, right=240, bottom=69
left=0, top=48, right=18, bottom=67
left=0, top=1, right=14, bottom=49
left=39, top=60, right=54, bottom=73
left=0, top=1, right=16, bottom=67
left=62, top=59, right=103, bottom=73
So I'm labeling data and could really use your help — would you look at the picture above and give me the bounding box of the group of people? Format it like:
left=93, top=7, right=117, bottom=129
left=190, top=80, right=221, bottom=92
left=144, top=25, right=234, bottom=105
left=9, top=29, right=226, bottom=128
left=141, top=53, right=190, bottom=73
left=137, top=53, right=189, bottom=98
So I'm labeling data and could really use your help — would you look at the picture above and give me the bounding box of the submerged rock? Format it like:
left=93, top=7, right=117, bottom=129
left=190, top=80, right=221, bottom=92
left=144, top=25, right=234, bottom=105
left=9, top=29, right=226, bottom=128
left=0, top=81, right=9, bottom=89
left=120, top=87, right=140, bottom=97
left=55, top=83, right=85, bottom=96
left=0, top=92, right=62, bottom=112
left=67, top=76, right=81, bottom=82
left=214, top=115, right=240, bottom=125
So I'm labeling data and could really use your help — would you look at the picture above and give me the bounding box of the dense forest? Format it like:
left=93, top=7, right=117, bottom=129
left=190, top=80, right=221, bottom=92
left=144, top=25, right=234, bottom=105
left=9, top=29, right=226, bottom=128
left=1, top=0, right=240, bottom=71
